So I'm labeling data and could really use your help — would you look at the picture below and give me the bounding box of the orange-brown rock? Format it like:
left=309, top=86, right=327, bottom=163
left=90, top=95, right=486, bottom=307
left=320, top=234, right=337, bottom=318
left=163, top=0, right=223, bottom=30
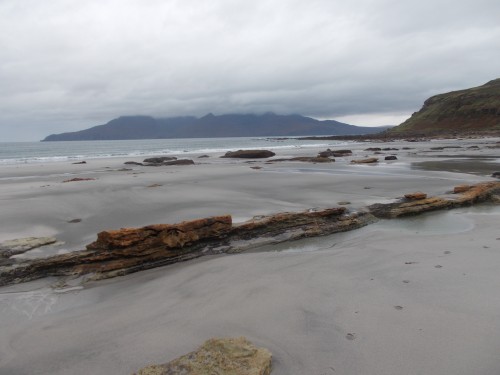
left=369, top=181, right=500, bottom=218
left=87, top=216, right=232, bottom=251
left=453, top=184, right=471, bottom=193
left=404, top=192, right=427, bottom=200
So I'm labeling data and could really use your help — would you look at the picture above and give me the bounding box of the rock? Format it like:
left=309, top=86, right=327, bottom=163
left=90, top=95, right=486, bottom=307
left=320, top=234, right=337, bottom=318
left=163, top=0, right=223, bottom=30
left=124, top=161, right=144, bottom=166
left=198, top=154, right=210, bottom=158
left=492, top=172, right=500, bottom=178
left=143, top=156, right=177, bottom=164
left=369, top=182, right=500, bottom=218
left=0, top=208, right=373, bottom=286
left=364, top=147, right=382, bottom=151
left=133, top=337, right=272, bottom=375
left=382, top=148, right=399, bottom=151
left=161, top=159, right=194, bottom=166
left=62, top=178, right=96, bottom=183
left=318, top=149, right=352, bottom=157
left=0, top=237, right=58, bottom=258
left=250, top=166, right=262, bottom=170
left=351, top=158, right=378, bottom=164
left=268, top=156, right=333, bottom=163
left=221, top=150, right=276, bottom=158
left=87, top=216, right=232, bottom=251
left=67, top=219, right=82, bottom=223
left=72, top=161, right=86, bottom=164
left=453, top=184, right=470, bottom=193
left=385, top=155, right=398, bottom=160
left=404, top=192, right=427, bottom=200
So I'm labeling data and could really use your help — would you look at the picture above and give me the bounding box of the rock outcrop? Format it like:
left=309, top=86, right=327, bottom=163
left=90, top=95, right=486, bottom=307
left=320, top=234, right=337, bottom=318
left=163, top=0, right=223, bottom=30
left=369, top=181, right=500, bottom=218
left=1, top=182, right=499, bottom=286
left=222, top=150, right=276, bottom=158
left=0, top=208, right=372, bottom=286
left=133, top=337, right=272, bottom=375
left=0, top=237, right=58, bottom=258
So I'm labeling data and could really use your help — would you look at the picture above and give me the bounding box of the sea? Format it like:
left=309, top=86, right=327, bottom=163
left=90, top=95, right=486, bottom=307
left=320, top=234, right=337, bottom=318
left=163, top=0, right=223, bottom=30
left=0, top=137, right=350, bottom=165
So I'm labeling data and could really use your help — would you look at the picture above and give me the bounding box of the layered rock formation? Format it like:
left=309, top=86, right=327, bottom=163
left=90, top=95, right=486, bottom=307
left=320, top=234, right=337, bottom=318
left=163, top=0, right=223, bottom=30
left=0, top=208, right=371, bottom=286
left=369, top=181, right=500, bottom=218
left=1, top=182, right=499, bottom=286
left=388, top=79, right=500, bottom=136
left=133, top=337, right=272, bottom=375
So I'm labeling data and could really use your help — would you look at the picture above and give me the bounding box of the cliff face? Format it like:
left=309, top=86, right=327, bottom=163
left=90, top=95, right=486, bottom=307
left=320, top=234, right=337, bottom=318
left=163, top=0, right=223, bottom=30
left=389, top=79, right=500, bottom=136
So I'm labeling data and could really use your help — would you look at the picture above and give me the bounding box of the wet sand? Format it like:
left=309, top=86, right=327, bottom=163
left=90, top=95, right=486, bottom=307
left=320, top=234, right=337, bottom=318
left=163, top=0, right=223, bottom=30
left=0, top=137, right=499, bottom=374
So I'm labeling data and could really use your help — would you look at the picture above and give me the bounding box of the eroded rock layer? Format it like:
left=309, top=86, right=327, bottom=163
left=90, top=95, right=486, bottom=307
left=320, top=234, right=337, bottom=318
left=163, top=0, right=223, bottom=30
left=1, top=182, right=499, bottom=286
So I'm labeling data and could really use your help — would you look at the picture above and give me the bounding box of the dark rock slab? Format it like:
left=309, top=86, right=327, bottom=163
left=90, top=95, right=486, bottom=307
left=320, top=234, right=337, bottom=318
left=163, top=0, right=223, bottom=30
left=222, top=150, right=276, bottom=158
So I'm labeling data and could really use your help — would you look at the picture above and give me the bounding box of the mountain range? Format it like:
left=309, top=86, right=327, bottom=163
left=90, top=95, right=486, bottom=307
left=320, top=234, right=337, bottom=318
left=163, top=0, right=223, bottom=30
left=42, top=113, right=390, bottom=141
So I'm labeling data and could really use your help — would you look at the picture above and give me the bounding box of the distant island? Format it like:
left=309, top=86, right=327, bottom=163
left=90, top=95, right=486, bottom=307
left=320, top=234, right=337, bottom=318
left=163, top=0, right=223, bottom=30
left=41, top=113, right=391, bottom=141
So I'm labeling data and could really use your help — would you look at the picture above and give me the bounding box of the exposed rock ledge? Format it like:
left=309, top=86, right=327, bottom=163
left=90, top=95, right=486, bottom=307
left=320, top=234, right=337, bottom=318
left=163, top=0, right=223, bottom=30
left=0, top=181, right=499, bottom=286
left=133, top=337, right=272, bottom=375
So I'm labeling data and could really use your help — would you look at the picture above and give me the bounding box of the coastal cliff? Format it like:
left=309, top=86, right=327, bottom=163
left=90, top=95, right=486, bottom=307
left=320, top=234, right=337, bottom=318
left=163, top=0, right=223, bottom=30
left=388, top=79, right=500, bottom=136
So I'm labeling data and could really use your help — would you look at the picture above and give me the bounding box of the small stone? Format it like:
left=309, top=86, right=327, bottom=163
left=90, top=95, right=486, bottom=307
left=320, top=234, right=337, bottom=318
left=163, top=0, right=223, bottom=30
left=67, top=219, right=82, bottom=223
left=453, top=185, right=470, bottom=193
left=404, top=192, right=427, bottom=200
left=394, top=305, right=404, bottom=310
left=345, top=333, right=356, bottom=340
left=385, top=155, right=398, bottom=160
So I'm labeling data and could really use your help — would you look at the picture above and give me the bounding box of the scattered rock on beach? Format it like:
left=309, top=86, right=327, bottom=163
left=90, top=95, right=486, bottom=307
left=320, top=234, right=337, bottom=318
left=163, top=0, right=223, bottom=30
left=404, top=192, right=427, bottom=200
left=198, top=154, right=210, bottom=158
left=351, top=157, right=378, bottom=164
left=222, top=150, right=276, bottom=158
left=162, top=159, right=194, bottom=166
left=385, top=155, right=398, bottom=160
left=72, top=161, right=86, bottom=164
left=492, top=172, right=500, bottom=178
left=453, top=184, right=471, bottom=193
left=124, top=161, right=144, bottom=166
left=132, top=337, right=272, bottom=375
left=271, top=156, right=333, bottom=163
left=67, top=218, right=82, bottom=223
left=318, top=149, right=352, bottom=157
left=143, top=156, right=177, bottom=164
left=62, top=178, right=96, bottom=183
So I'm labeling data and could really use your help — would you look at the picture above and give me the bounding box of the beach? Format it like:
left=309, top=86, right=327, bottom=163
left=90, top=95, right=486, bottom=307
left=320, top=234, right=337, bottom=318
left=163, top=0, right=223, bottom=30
left=1, top=137, right=500, bottom=374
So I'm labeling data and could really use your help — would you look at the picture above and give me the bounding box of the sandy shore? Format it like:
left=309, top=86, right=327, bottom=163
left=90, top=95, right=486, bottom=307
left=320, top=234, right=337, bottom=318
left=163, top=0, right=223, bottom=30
left=0, top=137, right=499, bottom=374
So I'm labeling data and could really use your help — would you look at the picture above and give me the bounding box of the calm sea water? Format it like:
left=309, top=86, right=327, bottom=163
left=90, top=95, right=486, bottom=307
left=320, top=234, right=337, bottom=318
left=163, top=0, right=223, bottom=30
left=0, top=137, right=349, bottom=165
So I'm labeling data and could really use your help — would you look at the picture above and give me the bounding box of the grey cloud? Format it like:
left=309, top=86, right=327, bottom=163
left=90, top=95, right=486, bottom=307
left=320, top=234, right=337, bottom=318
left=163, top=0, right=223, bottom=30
left=1, top=0, right=499, bottom=141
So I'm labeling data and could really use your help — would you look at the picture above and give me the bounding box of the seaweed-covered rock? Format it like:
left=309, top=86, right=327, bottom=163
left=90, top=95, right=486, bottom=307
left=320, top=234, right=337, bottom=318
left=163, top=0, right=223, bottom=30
left=133, top=337, right=272, bottom=375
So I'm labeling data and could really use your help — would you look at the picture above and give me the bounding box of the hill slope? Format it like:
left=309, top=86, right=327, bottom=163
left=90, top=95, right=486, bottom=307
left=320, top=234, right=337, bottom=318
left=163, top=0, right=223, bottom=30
left=388, top=79, right=500, bottom=136
left=42, top=113, right=387, bottom=141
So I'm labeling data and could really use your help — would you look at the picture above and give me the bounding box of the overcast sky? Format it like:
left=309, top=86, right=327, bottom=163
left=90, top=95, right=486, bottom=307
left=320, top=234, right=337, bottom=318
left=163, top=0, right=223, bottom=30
left=1, top=0, right=499, bottom=141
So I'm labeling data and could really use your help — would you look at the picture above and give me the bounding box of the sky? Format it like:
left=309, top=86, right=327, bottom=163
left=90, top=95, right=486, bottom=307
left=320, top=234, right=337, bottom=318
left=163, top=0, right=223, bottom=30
left=1, top=0, right=499, bottom=141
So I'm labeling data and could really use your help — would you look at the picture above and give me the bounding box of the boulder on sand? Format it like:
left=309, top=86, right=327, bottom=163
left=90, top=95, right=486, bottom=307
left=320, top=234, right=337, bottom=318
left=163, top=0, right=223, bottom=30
left=133, top=337, right=272, bottom=375
left=351, top=158, right=378, bottom=164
